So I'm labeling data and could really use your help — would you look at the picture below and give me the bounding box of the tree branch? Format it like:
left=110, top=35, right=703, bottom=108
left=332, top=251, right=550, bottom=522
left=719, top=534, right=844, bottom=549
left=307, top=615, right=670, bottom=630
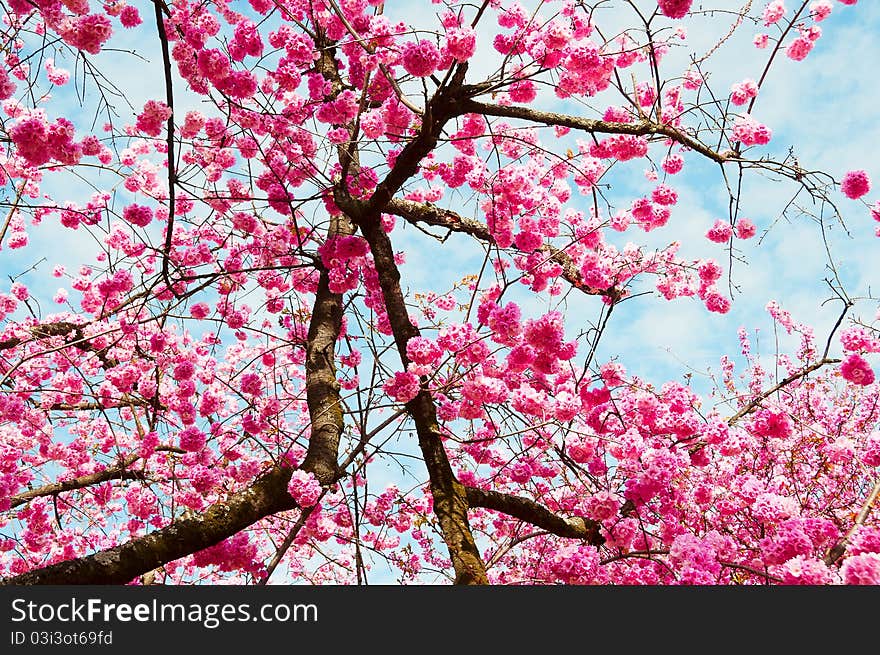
left=365, top=64, right=472, bottom=213
left=153, top=0, right=178, bottom=295
left=1, top=466, right=297, bottom=585
left=465, top=486, right=605, bottom=545
left=7, top=446, right=185, bottom=510
left=335, top=63, right=491, bottom=585
left=727, top=357, right=840, bottom=426
left=9, top=455, right=142, bottom=509
left=824, top=477, right=880, bottom=566
left=0, top=321, right=119, bottom=369
left=462, top=100, right=730, bottom=164
left=1, top=25, right=363, bottom=587
left=0, top=321, right=83, bottom=352
left=385, top=198, right=613, bottom=298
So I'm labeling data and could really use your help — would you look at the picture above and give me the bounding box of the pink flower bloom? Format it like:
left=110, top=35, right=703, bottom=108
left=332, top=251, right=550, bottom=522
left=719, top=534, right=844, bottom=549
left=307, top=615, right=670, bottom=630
left=240, top=373, right=263, bottom=396
left=586, top=491, right=620, bottom=522
left=802, top=25, right=822, bottom=42
left=179, top=426, right=207, bottom=452
left=736, top=218, right=757, bottom=239
left=752, top=408, right=793, bottom=439
left=401, top=39, right=441, bottom=77
left=63, top=14, right=113, bottom=55
left=651, top=184, right=678, bottom=206
left=733, top=115, right=772, bottom=146
left=508, top=460, right=533, bottom=483
left=45, top=60, right=70, bottom=86
left=287, top=470, right=322, bottom=507
left=173, top=361, right=196, bottom=380
left=509, top=79, right=536, bottom=103
left=779, top=556, right=833, bottom=584
left=705, top=291, right=731, bottom=314
left=190, top=302, right=210, bottom=319
left=698, top=260, right=722, bottom=284
left=181, top=111, right=206, bottom=138
left=862, top=433, right=880, bottom=467
left=119, top=6, right=142, bottom=28
left=406, top=337, right=442, bottom=366
left=10, top=117, right=50, bottom=167
left=730, top=79, right=758, bottom=106
left=849, top=525, right=880, bottom=554
left=360, top=110, right=386, bottom=138
left=839, top=327, right=878, bottom=353
left=841, top=553, right=880, bottom=585
left=10, top=282, right=28, bottom=301
left=786, top=37, right=814, bottom=61
left=383, top=371, right=421, bottom=403
left=763, top=0, right=786, bottom=26
left=840, top=354, right=875, bottom=386
left=122, top=204, right=153, bottom=227
left=230, top=20, right=264, bottom=60
left=0, top=69, right=15, bottom=100
left=446, top=26, right=476, bottom=61
left=810, top=1, right=833, bottom=21
left=706, top=219, right=733, bottom=243
left=662, top=154, right=684, bottom=174
left=542, top=20, right=573, bottom=50
left=136, top=100, right=172, bottom=137
left=840, top=170, right=871, bottom=199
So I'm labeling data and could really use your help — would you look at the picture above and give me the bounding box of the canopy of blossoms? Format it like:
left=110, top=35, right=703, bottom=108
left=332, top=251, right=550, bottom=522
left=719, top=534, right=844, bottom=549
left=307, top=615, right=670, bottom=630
left=0, top=0, right=878, bottom=586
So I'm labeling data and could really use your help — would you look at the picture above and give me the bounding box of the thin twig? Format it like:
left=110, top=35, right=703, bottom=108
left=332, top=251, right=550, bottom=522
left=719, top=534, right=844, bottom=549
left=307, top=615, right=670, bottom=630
left=727, top=357, right=840, bottom=426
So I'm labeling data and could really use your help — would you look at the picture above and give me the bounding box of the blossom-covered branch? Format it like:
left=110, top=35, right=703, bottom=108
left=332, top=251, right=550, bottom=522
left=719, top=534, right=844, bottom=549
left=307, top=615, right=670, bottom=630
left=385, top=198, right=612, bottom=297
left=461, top=100, right=730, bottom=164
left=1, top=0, right=878, bottom=587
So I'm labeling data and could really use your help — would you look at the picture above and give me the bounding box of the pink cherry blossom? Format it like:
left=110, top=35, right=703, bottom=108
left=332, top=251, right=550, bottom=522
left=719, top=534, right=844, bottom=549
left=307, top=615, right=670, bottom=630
left=840, top=553, right=880, bottom=584
left=400, top=39, right=441, bottom=77
left=736, top=218, right=758, bottom=239
left=136, top=100, right=172, bottom=137
left=840, top=354, right=875, bottom=386
left=287, top=470, right=322, bottom=508
left=120, top=6, right=141, bottom=28
left=0, top=0, right=875, bottom=590
left=706, top=219, right=734, bottom=243
left=657, top=0, right=693, bottom=19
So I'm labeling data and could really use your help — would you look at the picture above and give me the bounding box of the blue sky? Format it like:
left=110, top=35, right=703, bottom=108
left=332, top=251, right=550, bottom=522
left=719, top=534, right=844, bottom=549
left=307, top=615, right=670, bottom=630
left=390, top=1, right=880, bottom=403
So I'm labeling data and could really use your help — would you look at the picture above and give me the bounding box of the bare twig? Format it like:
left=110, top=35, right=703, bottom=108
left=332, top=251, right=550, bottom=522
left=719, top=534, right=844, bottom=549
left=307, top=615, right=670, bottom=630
left=727, top=357, right=840, bottom=426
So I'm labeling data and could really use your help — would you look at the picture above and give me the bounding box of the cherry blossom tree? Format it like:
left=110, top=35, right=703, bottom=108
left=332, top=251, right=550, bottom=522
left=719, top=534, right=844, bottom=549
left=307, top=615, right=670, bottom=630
left=1, top=0, right=879, bottom=586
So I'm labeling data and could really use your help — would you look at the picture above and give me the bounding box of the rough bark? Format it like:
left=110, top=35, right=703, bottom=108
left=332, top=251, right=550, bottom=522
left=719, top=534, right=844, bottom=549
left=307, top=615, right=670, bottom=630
left=299, top=29, right=356, bottom=485
left=300, top=222, right=351, bottom=485
left=334, top=63, right=493, bottom=584
left=1, top=29, right=355, bottom=586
